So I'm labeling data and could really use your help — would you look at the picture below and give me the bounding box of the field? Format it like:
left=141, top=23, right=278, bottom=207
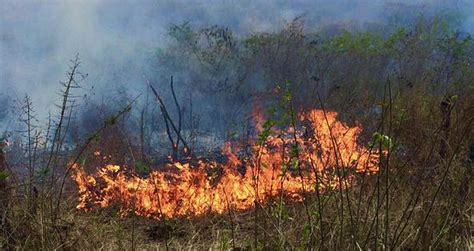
left=1, top=6, right=473, bottom=250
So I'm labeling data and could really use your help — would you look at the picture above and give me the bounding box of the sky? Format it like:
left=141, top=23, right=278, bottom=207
left=1, top=0, right=473, bottom=125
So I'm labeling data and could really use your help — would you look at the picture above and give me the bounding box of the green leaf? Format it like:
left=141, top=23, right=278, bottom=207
left=79, top=157, right=87, bottom=166
left=371, top=132, right=393, bottom=149
left=290, top=144, right=300, bottom=158
left=291, top=159, right=299, bottom=170
left=302, top=223, right=312, bottom=240
left=37, top=167, right=50, bottom=178
left=0, top=170, right=9, bottom=181
left=135, top=161, right=150, bottom=175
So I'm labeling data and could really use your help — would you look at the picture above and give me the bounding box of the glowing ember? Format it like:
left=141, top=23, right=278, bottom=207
left=71, top=109, right=379, bottom=219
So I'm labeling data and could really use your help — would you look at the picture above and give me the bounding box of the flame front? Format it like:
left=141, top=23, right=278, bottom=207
left=71, top=109, right=379, bottom=219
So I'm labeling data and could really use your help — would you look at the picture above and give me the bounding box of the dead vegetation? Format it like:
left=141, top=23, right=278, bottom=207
left=1, top=16, right=473, bottom=250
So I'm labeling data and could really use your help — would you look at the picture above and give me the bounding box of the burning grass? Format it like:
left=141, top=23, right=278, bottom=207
left=71, top=109, right=380, bottom=219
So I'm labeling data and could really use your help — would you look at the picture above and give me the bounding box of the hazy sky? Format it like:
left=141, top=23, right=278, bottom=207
left=1, top=0, right=473, bottom=123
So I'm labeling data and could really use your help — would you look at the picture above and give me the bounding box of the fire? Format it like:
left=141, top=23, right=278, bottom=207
left=71, top=109, right=379, bottom=219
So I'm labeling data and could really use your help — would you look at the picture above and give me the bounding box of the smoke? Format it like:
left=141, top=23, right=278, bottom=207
left=1, top=0, right=473, bottom=125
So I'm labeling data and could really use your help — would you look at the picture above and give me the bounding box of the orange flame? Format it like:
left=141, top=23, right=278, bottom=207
left=71, top=109, right=379, bottom=219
